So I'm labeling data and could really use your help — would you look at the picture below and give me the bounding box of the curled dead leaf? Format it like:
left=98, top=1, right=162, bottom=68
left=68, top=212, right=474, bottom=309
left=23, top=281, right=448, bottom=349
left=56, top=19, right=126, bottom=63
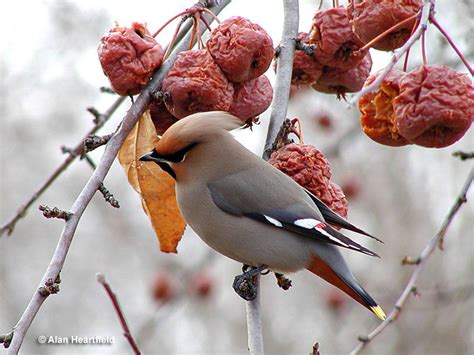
left=118, top=110, right=186, bottom=253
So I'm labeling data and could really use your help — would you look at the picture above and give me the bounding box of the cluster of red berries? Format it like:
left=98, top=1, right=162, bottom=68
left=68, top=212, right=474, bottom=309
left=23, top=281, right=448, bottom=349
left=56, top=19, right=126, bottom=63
left=98, top=16, right=274, bottom=135
left=360, top=66, right=473, bottom=148
left=285, top=1, right=422, bottom=98
left=160, top=16, right=274, bottom=131
left=268, top=143, right=348, bottom=219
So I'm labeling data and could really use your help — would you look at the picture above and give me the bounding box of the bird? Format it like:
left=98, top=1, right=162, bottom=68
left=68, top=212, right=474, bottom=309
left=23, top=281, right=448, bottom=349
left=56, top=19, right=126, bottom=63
left=139, top=111, right=386, bottom=320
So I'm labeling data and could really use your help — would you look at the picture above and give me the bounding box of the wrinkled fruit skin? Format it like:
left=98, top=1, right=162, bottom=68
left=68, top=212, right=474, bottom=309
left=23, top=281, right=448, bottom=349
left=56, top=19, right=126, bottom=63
left=150, top=101, right=177, bottom=135
left=229, top=75, right=273, bottom=123
left=98, top=22, right=164, bottom=96
left=347, top=0, right=421, bottom=51
left=312, top=52, right=372, bottom=97
left=268, top=143, right=348, bottom=218
left=290, top=32, right=323, bottom=85
left=393, top=65, right=473, bottom=148
left=207, top=16, right=274, bottom=82
left=162, top=50, right=234, bottom=119
left=309, top=7, right=367, bottom=70
left=359, top=69, right=411, bottom=146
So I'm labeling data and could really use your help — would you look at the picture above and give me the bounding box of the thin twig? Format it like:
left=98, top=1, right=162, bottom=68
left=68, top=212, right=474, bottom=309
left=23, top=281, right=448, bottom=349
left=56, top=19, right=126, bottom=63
left=246, top=273, right=264, bottom=355
left=84, top=134, right=114, bottom=153
left=452, top=151, right=474, bottom=161
left=429, top=15, right=473, bottom=75
left=349, top=0, right=434, bottom=106
left=97, top=274, right=141, bottom=355
left=4, top=2, right=230, bottom=353
left=350, top=167, right=473, bottom=355
left=38, top=205, right=72, bottom=221
left=0, top=97, right=125, bottom=237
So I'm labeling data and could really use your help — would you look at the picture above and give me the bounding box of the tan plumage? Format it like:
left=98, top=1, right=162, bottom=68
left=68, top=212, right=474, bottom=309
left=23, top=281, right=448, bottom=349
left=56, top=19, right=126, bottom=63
left=140, top=111, right=385, bottom=320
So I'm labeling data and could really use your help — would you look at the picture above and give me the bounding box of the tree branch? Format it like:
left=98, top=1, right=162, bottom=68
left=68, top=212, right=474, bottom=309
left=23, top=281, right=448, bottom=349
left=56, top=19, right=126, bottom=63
left=4, top=2, right=230, bottom=353
left=349, top=167, right=473, bottom=355
left=349, top=0, right=434, bottom=106
left=262, top=0, right=299, bottom=161
left=97, top=274, right=141, bottom=355
left=242, top=1, right=299, bottom=354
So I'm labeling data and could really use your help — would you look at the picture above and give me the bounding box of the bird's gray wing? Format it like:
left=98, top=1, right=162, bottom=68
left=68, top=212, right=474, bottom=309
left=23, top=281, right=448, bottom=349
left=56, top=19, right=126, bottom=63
left=303, top=188, right=382, bottom=243
left=208, top=166, right=379, bottom=257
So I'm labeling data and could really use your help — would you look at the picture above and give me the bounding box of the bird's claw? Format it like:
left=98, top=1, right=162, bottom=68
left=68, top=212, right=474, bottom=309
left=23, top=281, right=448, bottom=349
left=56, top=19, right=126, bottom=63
left=233, top=265, right=266, bottom=301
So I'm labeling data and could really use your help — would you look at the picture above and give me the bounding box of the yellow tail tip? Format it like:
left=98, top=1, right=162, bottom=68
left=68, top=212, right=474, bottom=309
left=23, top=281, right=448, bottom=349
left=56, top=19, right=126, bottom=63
left=370, top=305, right=386, bottom=320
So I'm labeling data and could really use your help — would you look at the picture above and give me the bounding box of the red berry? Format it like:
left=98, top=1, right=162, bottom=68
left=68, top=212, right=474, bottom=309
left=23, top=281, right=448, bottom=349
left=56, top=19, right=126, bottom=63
left=286, top=32, right=323, bottom=85
left=309, top=7, right=367, bottom=70
left=311, top=53, right=372, bottom=98
left=151, top=272, right=176, bottom=303
left=268, top=143, right=348, bottom=219
left=98, top=22, right=164, bottom=96
left=347, top=0, right=421, bottom=51
left=162, top=50, right=234, bottom=119
left=359, top=69, right=411, bottom=146
left=207, top=16, right=274, bottom=82
left=229, top=75, right=273, bottom=123
left=188, top=272, right=214, bottom=299
left=149, top=100, right=177, bottom=135
left=393, top=65, right=473, bottom=148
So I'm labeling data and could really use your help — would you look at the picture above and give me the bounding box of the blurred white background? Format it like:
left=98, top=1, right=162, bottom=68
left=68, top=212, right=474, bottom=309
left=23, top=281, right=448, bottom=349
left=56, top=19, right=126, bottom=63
left=0, top=0, right=473, bottom=354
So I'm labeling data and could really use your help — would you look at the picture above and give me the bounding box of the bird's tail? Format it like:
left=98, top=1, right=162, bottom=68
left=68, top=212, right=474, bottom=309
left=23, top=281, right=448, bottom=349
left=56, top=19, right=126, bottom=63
left=307, top=253, right=386, bottom=320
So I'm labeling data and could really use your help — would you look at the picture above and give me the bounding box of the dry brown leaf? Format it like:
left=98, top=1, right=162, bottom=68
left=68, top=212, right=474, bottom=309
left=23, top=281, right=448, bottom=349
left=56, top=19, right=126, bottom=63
left=118, top=110, right=186, bottom=253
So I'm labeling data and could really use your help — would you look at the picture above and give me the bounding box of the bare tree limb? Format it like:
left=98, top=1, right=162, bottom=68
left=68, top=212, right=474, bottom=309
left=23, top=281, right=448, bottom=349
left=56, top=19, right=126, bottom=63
left=349, top=0, right=434, bottom=106
left=262, top=0, right=299, bottom=161
left=4, top=2, right=230, bottom=353
left=97, top=274, right=141, bottom=355
left=350, top=167, right=473, bottom=355
left=241, top=1, right=299, bottom=354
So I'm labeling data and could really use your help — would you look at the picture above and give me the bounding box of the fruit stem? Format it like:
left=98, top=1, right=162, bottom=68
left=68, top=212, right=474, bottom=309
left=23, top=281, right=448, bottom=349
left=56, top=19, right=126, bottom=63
left=359, top=13, right=418, bottom=52
left=163, top=19, right=184, bottom=61
left=189, top=17, right=197, bottom=50
left=403, top=16, right=421, bottom=71
left=200, top=14, right=212, bottom=32
left=152, top=10, right=189, bottom=38
left=421, top=29, right=427, bottom=65
left=200, top=7, right=221, bottom=24
left=429, top=15, right=474, bottom=75
left=195, top=14, right=204, bottom=50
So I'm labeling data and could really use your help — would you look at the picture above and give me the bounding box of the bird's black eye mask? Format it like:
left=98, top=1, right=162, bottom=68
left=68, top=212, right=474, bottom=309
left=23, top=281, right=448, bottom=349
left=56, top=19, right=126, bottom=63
left=139, top=144, right=196, bottom=179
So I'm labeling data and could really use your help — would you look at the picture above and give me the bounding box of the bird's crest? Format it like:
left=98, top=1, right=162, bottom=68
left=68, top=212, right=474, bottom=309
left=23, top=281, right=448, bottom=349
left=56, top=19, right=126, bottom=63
left=155, top=111, right=242, bottom=156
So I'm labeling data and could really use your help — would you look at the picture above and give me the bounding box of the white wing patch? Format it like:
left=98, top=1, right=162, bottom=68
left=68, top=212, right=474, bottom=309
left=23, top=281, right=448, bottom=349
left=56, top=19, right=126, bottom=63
left=264, top=215, right=283, bottom=227
left=294, top=218, right=320, bottom=229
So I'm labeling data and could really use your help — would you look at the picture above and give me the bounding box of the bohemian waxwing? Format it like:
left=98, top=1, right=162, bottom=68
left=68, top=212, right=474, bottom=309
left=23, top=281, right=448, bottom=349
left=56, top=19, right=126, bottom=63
left=140, top=111, right=386, bottom=320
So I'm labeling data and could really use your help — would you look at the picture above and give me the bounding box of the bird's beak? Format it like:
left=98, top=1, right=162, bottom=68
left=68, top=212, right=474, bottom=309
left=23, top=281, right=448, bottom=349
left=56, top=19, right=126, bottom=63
left=139, top=149, right=162, bottom=163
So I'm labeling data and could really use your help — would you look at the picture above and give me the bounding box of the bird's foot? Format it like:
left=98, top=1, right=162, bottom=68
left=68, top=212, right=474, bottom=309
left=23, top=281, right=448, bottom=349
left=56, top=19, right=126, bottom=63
left=275, top=273, right=292, bottom=290
left=232, top=265, right=267, bottom=301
